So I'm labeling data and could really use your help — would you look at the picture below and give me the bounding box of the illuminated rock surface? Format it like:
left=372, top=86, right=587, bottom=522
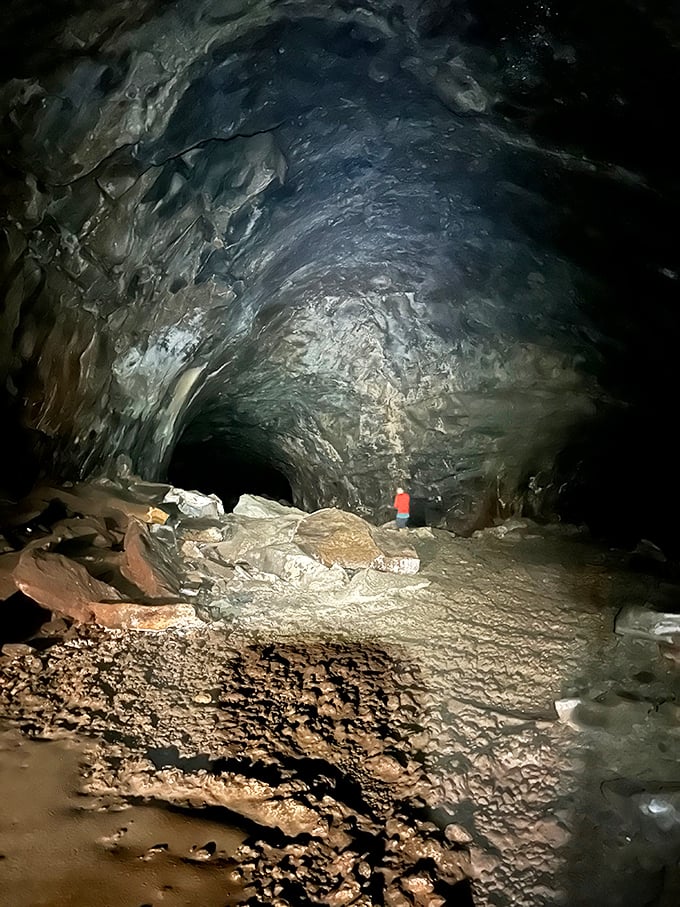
left=2, top=484, right=680, bottom=905
left=1, top=0, right=678, bottom=545
left=1, top=1, right=679, bottom=905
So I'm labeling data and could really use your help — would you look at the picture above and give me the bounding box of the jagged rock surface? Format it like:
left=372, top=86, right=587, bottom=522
left=1, top=1, right=677, bottom=542
left=2, top=520, right=680, bottom=906
left=1, top=482, right=422, bottom=627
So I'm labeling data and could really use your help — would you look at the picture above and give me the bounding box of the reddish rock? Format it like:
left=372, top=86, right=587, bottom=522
left=12, top=548, right=195, bottom=630
left=120, top=519, right=182, bottom=600
left=13, top=549, right=123, bottom=622
left=88, top=601, right=197, bottom=630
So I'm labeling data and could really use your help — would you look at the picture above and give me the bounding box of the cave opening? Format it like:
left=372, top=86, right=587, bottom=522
left=166, top=433, right=294, bottom=514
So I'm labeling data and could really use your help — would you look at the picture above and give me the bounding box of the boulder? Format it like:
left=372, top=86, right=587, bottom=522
left=162, top=487, right=225, bottom=521
left=295, top=509, right=381, bottom=570
left=212, top=513, right=301, bottom=564
left=247, top=543, right=347, bottom=590
left=12, top=548, right=196, bottom=629
left=369, top=526, right=421, bottom=575
left=295, top=509, right=420, bottom=574
left=120, top=519, right=182, bottom=600
left=13, top=549, right=123, bottom=623
left=615, top=603, right=680, bottom=644
left=233, top=494, right=306, bottom=521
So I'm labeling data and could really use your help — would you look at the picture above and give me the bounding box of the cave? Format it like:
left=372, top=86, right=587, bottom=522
left=167, top=419, right=294, bottom=511
left=0, top=0, right=676, bottom=543
left=1, top=1, right=680, bottom=905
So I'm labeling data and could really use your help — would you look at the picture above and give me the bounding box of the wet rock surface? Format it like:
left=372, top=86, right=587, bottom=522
left=0, top=725, right=245, bottom=907
left=2, top=482, right=680, bottom=905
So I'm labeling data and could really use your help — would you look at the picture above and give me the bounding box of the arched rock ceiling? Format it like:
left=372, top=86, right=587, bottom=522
left=0, top=1, right=678, bottom=532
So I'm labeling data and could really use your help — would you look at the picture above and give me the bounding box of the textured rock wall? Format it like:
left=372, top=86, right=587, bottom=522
left=1, top=1, right=677, bottom=535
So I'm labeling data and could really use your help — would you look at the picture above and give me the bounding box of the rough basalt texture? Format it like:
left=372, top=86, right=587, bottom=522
left=1, top=2, right=678, bottom=541
left=2, top=523, right=680, bottom=905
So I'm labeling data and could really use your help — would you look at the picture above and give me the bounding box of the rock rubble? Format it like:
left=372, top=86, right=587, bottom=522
left=2, top=480, right=680, bottom=906
left=1, top=482, right=420, bottom=631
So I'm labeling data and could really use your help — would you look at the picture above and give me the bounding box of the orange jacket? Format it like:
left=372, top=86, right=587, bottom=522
left=393, top=492, right=410, bottom=514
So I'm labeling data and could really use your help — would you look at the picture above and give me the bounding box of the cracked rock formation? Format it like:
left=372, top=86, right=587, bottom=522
left=1, top=1, right=678, bottom=545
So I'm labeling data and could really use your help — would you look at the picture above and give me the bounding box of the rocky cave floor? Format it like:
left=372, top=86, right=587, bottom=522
left=1, top=484, right=680, bottom=907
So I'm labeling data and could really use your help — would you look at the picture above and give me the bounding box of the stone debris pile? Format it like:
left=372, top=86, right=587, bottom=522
left=0, top=482, right=420, bottom=632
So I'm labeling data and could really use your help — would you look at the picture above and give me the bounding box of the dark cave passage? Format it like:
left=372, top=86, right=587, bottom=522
left=167, top=435, right=294, bottom=513
left=1, top=0, right=679, bottom=548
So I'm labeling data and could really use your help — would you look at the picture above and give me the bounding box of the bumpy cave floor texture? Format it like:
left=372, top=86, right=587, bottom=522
left=1, top=482, right=680, bottom=907
left=1, top=1, right=680, bottom=905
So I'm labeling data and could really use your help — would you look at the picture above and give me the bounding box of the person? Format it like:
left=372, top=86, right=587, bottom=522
left=393, top=486, right=410, bottom=529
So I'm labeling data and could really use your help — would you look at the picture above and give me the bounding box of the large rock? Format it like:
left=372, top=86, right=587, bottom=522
left=211, top=506, right=304, bottom=565
left=295, top=509, right=420, bottom=575
left=246, top=543, right=347, bottom=591
left=233, top=495, right=306, bottom=521
left=120, top=519, right=182, bottom=600
left=13, top=549, right=123, bottom=623
left=162, top=487, right=225, bottom=521
left=12, top=548, right=195, bottom=629
left=370, top=525, right=423, bottom=575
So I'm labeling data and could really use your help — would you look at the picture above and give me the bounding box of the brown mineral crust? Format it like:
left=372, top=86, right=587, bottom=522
left=116, top=767, right=326, bottom=836
left=0, top=628, right=469, bottom=905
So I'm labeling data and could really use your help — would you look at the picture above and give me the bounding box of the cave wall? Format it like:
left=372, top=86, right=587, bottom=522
left=1, top=1, right=677, bottom=534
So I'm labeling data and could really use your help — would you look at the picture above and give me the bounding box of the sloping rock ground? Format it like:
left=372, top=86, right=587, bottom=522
left=2, top=500, right=680, bottom=906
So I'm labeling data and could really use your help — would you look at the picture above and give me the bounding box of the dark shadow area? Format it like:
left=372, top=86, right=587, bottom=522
left=407, top=495, right=447, bottom=528
left=0, top=591, right=51, bottom=646
left=554, top=407, right=680, bottom=556
left=0, top=0, right=178, bottom=79
left=0, top=404, right=46, bottom=503
left=167, top=435, right=293, bottom=513
left=442, top=0, right=680, bottom=555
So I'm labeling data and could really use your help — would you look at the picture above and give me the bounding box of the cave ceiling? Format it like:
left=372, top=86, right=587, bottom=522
left=0, top=1, right=677, bottom=535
